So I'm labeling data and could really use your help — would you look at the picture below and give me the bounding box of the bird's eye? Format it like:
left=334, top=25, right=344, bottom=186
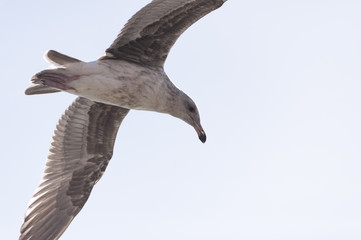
left=188, top=106, right=195, bottom=113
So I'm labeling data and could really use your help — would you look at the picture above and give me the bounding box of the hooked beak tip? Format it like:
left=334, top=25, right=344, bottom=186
left=192, top=119, right=206, bottom=143
left=198, top=132, right=207, bottom=143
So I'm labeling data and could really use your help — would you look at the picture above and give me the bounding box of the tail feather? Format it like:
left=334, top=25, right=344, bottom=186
left=45, top=50, right=81, bottom=66
left=25, top=84, right=61, bottom=95
left=25, top=50, right=82, bottom=95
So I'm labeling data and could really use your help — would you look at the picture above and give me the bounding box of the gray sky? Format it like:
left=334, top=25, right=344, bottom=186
left=2, top=0, right=361, bottom=239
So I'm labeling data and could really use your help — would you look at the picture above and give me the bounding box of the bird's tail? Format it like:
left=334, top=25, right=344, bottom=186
left=25, top=50, right=82, bottom=95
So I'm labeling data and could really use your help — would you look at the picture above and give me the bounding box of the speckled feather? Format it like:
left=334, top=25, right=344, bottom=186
left=20, top=97, right=129, bottom=239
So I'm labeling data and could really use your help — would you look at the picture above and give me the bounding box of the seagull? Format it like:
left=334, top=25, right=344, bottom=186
left=20, top=0, right=227, bottom=239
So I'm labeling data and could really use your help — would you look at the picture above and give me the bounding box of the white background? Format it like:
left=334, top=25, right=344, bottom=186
left=1, top=0, right=361, bottom=239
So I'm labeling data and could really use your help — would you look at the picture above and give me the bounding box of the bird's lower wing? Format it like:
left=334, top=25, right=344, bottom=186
left=20, top=97, right=129, bottom=240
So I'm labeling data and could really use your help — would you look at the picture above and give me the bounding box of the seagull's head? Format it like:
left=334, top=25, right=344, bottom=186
left=171, top=92, right=206, bottom=143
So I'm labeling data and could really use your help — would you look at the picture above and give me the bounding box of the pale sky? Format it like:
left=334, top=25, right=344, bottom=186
left=2, top=1, right=361, bottom=239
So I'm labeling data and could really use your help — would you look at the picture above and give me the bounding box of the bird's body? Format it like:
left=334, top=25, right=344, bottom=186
left=20, top=0, right=227, bottom=239
left=40, top=58, right=178, bottom=112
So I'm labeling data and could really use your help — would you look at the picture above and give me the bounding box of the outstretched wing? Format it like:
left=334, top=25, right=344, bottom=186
left=20, top=97, right=129, bottom=240
left=100, top=0, right=227, bottom=67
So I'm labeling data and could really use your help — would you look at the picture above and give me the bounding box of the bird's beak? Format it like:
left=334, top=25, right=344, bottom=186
left=193, top=121, right=206, bottom=143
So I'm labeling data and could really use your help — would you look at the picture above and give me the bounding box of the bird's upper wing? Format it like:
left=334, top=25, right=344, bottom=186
left=100, top=0, right=227, bottom=67
left=20, top=97, right=129, bottom=240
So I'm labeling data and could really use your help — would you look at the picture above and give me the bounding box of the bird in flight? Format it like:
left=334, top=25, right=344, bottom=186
left=20, top=0, right=227, bottom=239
